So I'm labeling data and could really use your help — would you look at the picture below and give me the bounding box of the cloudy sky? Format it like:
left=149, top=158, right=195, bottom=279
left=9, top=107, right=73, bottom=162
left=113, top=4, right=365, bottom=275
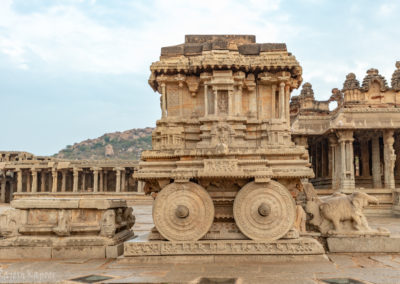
left=0, top=0, right=398, bottom=155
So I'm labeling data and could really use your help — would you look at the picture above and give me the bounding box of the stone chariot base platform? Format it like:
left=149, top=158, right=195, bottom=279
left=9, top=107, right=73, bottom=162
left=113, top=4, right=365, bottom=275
left=123, top=234, right=325, bottom=263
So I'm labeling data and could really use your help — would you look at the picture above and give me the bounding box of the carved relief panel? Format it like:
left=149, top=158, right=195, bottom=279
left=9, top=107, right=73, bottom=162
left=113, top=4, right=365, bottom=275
left=166, top=84, right=180, bottom=117
left=218, top=90, right=229, bottom=115
left=207, top=88, right=215, bottom=115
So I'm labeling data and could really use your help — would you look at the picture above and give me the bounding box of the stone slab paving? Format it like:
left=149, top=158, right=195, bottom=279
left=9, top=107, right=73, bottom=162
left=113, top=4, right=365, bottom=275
left=369, top=215, right=400, bottom=236
left=0, top=254, right=398, bottom=283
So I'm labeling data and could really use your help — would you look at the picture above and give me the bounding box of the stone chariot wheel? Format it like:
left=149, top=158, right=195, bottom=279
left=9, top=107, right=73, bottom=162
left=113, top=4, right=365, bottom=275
left=233, top=181, right=296, bottom=241
left=152, top=182, right=215, bottom=241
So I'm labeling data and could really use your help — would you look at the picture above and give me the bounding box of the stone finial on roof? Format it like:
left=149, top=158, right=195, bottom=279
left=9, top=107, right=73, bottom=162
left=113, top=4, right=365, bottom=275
left=329, top=88, right=344, bottom=103
left=361, top=68, right=388, bottom=92
left=391, top=61, right=400, bottom=91
left=342, top=73, right=360, bottom=91
left=299, top=82, right=314, bottom=99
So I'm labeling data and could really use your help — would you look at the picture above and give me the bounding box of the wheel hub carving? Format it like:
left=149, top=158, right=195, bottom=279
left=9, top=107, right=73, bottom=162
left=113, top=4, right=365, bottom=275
left=153, top=182, right=215, bottom=241
left=233, top=181, right=296, bottom=241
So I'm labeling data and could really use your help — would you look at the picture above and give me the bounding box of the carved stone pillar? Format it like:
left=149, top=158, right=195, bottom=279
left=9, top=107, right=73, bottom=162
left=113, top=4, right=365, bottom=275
left=328, top=135, right=338, bottom=190
left=81, top=172, right=86, bottom=191
left=383, top=130, right=396, bottom=190
left=17, top=169, right=22, bottom=193
left=271, top=84, right=276, bottom=119
left=285, top=84, right=291, bottom=127
left=161, top=83, right=166, bottom=118
left=104, top=171, right=108, bottom=192
left=121, top=169, right=126, bottom=192
left=92, top=168, right=99, bottom=192
left=337, top=130, right=355, bottom=191
left=204, top=84, right=208, bottom=116
left=99, top=170, right=104, bottom=192
left=115, top=168, right=122, bottom=192
left=61, top=170, right=67, bottom=192
left=137, top=180, right=144, bottom=193
left=52, top=169, right=58, bottom=193
left=31, top=168, right=38, bottom=193
left=328, top=140, right=333, bottom=177
left=360, top=139, right=370, bottom=177
left=73, top=168, right=79, bottom=192
left=40, top=170, right=46, bottom=192
left=279, top=82, right=285, bottom=120
left=214, top=89, right=218, bottom=116
left=228, top=90, right=233, bottom=116
left=236, top=85, right=242, bottom=116
left=371, top=135, right=382, bottom=188
left=0, top=175, right=5, bottom=203
left=26, top=171, right=31, bottom=193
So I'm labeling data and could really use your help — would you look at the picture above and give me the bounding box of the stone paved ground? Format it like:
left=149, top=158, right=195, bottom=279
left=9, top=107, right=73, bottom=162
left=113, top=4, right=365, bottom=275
left=0, top=202, right=399, bottom=283
left=0, top=253, right=399, bottom=283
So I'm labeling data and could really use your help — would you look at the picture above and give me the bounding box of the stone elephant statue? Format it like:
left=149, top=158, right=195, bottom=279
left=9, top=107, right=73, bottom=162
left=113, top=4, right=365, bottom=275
left=306, top=191, right=383, bottom=235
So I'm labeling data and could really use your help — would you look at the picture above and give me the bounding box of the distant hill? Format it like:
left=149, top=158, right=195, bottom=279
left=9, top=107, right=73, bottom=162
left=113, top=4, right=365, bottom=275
left=55, top=127, right=154, bottom=160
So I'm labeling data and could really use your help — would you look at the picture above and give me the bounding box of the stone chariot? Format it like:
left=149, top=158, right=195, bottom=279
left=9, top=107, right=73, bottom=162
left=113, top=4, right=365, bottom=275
left=131, top=35, right=320, bottom=254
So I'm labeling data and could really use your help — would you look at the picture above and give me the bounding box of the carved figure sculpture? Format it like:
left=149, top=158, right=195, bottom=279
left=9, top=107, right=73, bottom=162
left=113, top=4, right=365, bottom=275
left=100, top=209, right=117, bottom=238
left=306, top=191, right=385, bottom=235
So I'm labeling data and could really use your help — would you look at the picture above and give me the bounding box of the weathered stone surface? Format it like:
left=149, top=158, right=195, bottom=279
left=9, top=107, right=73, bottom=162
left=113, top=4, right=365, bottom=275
left=0, top=197, right=135, bottom=259
left=78, top=198, right=126, bottom=209
left=0, top=247, right=52, bottom=259
left=327, top=236, right=400, bottom=253
left=12, top=198, right=80, bottom=209
left=124, top=236, right=324, bottom=257
left=52, top=246, right=105, bottom=259
left=106, top=243, right=125, bottom=258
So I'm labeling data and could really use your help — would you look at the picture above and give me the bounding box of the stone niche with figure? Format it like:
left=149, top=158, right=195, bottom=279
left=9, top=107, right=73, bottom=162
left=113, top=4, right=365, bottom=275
left=125, top=35, right=326, bottom=257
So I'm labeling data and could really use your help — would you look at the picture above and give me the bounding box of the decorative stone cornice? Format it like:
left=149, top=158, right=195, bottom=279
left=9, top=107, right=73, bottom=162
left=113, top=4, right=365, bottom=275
left=361, top=68, right=388, bottom=92
left=299, top=82, right=314, bottom=99
left=391, top=61, right=400, bottom=91
left=342, top=73, right=360, bottom=91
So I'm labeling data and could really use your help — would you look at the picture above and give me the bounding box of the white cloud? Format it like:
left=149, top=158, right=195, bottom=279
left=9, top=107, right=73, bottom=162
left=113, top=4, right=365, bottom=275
left=378, top=3, right=396, bottom=16
left=0, top=0, right=289, bottom=74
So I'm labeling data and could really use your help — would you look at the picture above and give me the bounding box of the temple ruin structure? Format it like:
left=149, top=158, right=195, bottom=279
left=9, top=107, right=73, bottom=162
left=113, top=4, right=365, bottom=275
left=0, top=35, right=399, bottom=260
left=290, top=62, right=400, bottom=215
left=0, top=151, right=142, bottom=204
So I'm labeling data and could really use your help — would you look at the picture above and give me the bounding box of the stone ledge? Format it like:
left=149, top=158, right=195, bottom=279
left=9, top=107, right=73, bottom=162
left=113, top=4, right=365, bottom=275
left=11, top=198, right=127, bottom=209
left=327, top=236, right=400, bottom=253
left=0, top=244, right=125, bottom=259
left=0, top=231, right=135, bottom=247
left=117, top=254, right=329, bottom=265
left=124, top=236, right=325, bottom=257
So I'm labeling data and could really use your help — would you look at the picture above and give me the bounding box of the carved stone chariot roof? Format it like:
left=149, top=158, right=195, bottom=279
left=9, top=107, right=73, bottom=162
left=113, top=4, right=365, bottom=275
left=149, top=35, right=302, bottom=90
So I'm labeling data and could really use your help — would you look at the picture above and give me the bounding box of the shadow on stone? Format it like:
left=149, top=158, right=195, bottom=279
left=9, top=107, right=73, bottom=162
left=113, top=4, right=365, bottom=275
left=320, top=278, right=367, bottom=284
left=198, top=277, right=238, bottom=284
left=70, top=274, right=114, bottom=283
